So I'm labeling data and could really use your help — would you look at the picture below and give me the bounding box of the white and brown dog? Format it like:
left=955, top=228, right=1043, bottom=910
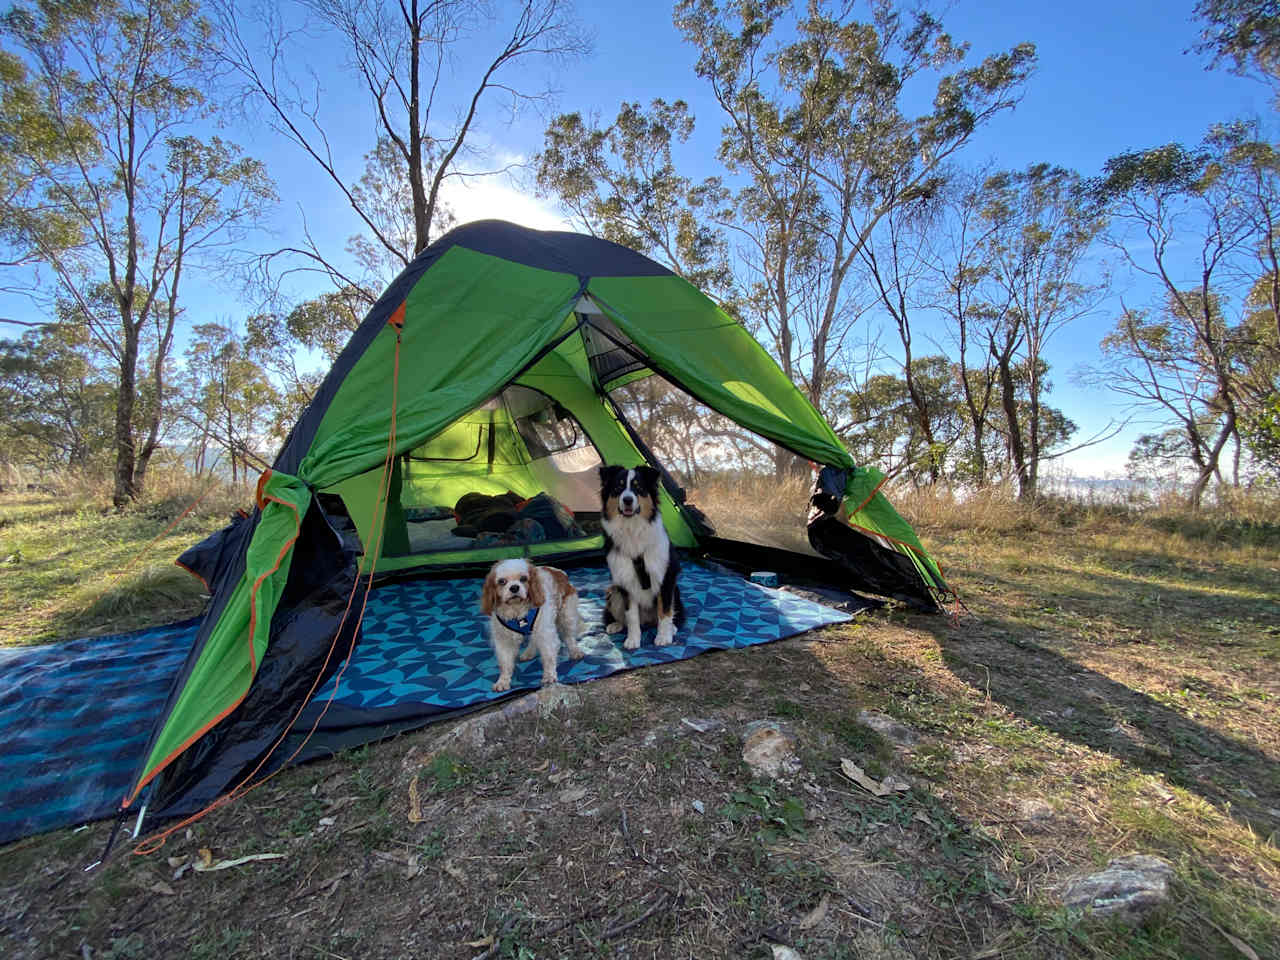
left=480, top=558, right=583, bottom=691
left=600, top=464, right=684, bottom=650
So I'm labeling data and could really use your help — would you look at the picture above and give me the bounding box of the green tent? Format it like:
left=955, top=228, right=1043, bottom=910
left=125, top=220, right=950, bottom=824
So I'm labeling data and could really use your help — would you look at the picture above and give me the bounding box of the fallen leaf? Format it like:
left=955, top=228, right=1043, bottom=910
left=197, top=848, right=213, bottom=868
left=408, top=774, right=425, bottom=823
left=691, top=799, right=705, bottom=814
left=149, top=881, right=176, bottom=896
left=770, top=945, right=804, bottom=960
left=881, top=775, right=911, bottom=794
left=839, top=759, right=885, bottom=795
left=192, top=852, right=284, bottom=872
left=558, top=787, right=589, bottom=805
left=839, top=759, right=909, bottom=797
left=165, top=856, right=186, bottom=869
left=318, top=817, right=335, bottom=827
left=533, top=759, right=550, bottom=772
left=797, top=894, right=829, bottom=929
left=913, top=810, right=933, bottom=827
left=465, top=935, right=494, bottom=949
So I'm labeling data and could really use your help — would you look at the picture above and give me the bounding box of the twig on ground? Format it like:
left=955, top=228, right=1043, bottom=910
left=600, top=888, right=676, bottom=941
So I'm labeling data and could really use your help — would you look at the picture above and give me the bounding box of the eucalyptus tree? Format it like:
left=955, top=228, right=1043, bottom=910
left=181, top=322, right=281, bottom=483
left=977, top=164, right=1106, bottom=499
left=670, top=0, right=1035, bottom=434
left=858, top=187, right=954, bottom=481
left=923, top=169, right=1001, bottom=486
left=536, top=99, right=732, bottom=297
left=1090, top=123, right=1280, bottom=505
left=1, top=0, right=275, bottom=505
left=1195, top=0, right=1280, bottom=103
left=216, top=0, right=589, bottom=317
left=0, top=323, right=114, bottom=471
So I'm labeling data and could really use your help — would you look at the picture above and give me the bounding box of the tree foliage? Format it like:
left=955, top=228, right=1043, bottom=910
left=0, top=323, right=114, bottom=471
left=1, top=0, right=274, bottom=504
left=669, top=0, right=1035, bottom=424
left=536, top=99, right=731, bottom=296
left=977, top=164, right=1104, bottom=499
left=1195, top=0, right=1280, bottom=102
left=1090, top=121, right=1280, bottom=503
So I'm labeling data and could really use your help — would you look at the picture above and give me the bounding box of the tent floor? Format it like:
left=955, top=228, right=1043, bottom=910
left=1, top=563, right=855, bottom=846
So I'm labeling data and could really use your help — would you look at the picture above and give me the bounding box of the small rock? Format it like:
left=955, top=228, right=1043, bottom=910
left=558, top=786, right=589, bottom=805
left=770, top=945, right=804, bottom=960
left=856, top=710, right=919, bottom=748
left=1062, top=854, right=1175, bottom=925
left=742, top=720, right=801, bottom=780
left=680, top=717, right=722, bottom=734
left=691, top=799, right=705, bottom=814
left=537, top=684, right=582, bottom=717
left=1016, top=798, right=1054, bottom=828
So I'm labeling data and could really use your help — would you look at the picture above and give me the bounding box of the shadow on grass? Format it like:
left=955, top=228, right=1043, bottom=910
left=917, top=605, right=1280, bottom=838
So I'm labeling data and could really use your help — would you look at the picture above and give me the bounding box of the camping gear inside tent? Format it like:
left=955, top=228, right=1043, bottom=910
left=121, top=219, right=952, bottom=834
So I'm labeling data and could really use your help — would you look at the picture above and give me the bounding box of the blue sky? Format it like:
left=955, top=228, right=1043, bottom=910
left=9, top=0, right=1266, bottom=478
left=232, top=0, right=1269, bottom=478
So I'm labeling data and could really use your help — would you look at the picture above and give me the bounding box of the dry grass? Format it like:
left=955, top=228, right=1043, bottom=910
left=0, top=470, right=249, bottom=645
left=689, top=473, right=815, bottom=553
left=1, top=480, right=1278, bottom=958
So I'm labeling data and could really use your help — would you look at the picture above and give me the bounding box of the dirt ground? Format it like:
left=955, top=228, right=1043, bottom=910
left=1, top=515, right=1278, bottom=959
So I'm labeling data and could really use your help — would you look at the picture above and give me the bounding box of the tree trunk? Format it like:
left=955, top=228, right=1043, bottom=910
left=994, top=343, right=1031, bottom=500
left=112, top=331, right=140, bottom=508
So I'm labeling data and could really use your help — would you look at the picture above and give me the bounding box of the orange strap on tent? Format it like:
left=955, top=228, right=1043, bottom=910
left=134, top=323, right=407, bottom=856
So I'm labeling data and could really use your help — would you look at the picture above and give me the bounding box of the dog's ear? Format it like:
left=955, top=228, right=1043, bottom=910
left=480, top=569, right=499, bottom=615
left=636, top=464, right=661, bottom=494
left=598, top=464, right=619, bottom=491
left=527, top=566, right=546, bottom=608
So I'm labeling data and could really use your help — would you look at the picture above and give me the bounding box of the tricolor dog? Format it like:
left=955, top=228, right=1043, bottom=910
left=599, top=464, right=684, bottom=649
left=480, top=558, right=583, bottom=691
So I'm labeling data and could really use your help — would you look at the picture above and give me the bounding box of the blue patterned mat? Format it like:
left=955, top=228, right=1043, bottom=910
left=318, top=563, right=851, bottom=710
left=0, top=562, right=850, bottom=845
left=0, top=618, right=201, bottom=846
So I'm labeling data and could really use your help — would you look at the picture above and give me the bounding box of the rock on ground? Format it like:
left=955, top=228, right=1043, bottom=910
left=1062, top=854, right=1175, bottom=925
left=742, top=720, right=801, bottom=781
left=856, top=710, right=919, bottom=748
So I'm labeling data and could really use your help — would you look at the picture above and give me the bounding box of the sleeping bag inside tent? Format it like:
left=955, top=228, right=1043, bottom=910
left=123, top=219, right=952, bottom=829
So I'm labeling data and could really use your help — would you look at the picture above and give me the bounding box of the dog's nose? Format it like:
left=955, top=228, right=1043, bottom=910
left=508, top=583, right=520, bottom=593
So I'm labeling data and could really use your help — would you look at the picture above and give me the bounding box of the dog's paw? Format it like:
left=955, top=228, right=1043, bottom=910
left=541, top=672, right=559, bottom=687
left=566, top=642, right=585, bottom=660
left=623, top=635, right=641, bottom=651
left=492, top=677, right=511, bottom=692
left=605, top=621, right=623, bottom=634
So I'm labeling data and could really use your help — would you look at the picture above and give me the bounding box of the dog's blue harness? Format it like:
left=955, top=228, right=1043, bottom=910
left=499, top=606, right=540, bottom=636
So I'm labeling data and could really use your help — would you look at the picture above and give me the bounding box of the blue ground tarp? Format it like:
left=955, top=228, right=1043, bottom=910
left=0, top=562, right=852, bottom=845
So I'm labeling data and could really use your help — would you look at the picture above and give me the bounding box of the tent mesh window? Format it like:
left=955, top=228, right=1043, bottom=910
left=398, top=385, right=603, bottom=555
left=608, top=374, right=819, bottom=556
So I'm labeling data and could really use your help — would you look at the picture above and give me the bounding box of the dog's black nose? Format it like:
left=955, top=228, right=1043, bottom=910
left=508, top=583, right=520, bottom=593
